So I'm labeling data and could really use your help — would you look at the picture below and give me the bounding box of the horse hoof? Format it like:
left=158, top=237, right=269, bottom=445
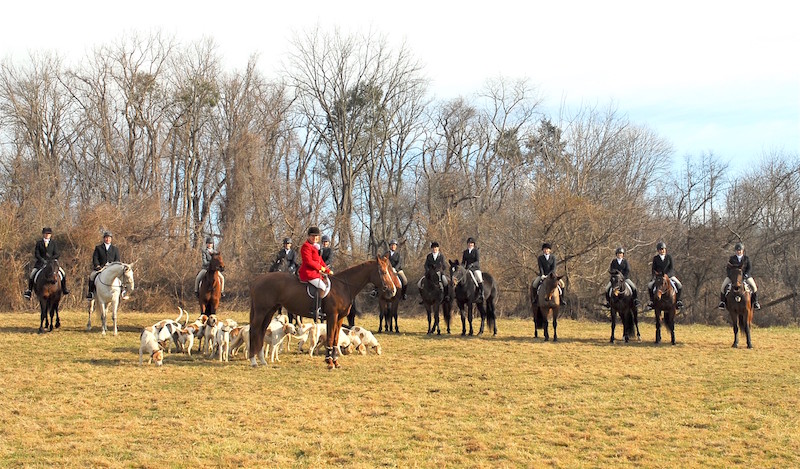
left=747, top=344, right=753, bottom=349
left=38, top=328, right=44, bottom=334
left=55, top=321, right=61, bottom=329
left=732, top=343, right=738, bottom=348
left=334, top=359, right=342, bottom=369
left=610, top=338, right=615, bottom=343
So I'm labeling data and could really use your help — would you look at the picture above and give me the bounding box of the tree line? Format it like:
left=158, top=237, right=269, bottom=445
left=1, top=29, right=798, bottom=325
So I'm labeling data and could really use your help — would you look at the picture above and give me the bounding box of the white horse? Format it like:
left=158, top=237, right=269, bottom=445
left=86, top=262, right=136, bottom=336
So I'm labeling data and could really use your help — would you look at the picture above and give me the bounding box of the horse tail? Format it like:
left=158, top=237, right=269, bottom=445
left=248, top=296, right=263, bottom=360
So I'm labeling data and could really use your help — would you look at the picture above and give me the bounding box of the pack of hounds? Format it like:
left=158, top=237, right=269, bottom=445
left=139, top=308, right=382, bottom=366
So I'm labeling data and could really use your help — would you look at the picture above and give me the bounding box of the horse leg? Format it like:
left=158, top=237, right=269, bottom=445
left=731, top=312, right=739, bottom=348
left=468, top=303, right=474, bottom=336
left=426, top=304, right=433, bottom=334
left=460, top=304, right=467, bottom=336
left=543, top=316, right=549, bottom=341
left=48, top=304, right=55, bottom=331
left=392, top=301, right=399, bottom=333
left=552, top=310, right=558, bottom=342
left=100, top=301, right=108, bottom=336
left=38, top=301, right=46, bottom=334
left=54, top=303, right=61, bottom=329
left=443, top=301, right=451, bottom=334
left=667, top=309, right=676, bottom=345
left=654, top=309, right=662, bottom=344
left=610, top=308, right=617, bottom=343
left=476, top=303, right=485, bottom=336
left=87, top=298, right=94, bottom=331
left=741, top=314, right=753, bottom=349
left=633, top=308, right=641, bottom=341
left=112, top=299, right=119, bottom=336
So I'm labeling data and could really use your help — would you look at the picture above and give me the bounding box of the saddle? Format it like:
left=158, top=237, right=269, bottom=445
left=724, top=281, right=751, bottom=295
left=33, top=267, right=61, bottom=284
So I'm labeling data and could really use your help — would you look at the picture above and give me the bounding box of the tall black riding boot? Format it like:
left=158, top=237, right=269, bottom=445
left=61, top=277, right=70, bottom=295
left=603, top=291, right=611, bottom=309
left=632, top=289, right=641, bottom=308
left=718, top=292, right=726, bottom=309
left=752, top=291, right=761, bottom=309
left=87, top=282, right=95, bottom=299
left=675, top=288, right=683, bottom=309
left=401, top=283, right=407, bottom=300
left=477, top=282, right=485, bottom=302
left=24, top=278, right=33, bottom=299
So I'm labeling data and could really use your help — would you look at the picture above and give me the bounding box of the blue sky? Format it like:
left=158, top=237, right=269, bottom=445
left=3, top=1, right=797, bottom=173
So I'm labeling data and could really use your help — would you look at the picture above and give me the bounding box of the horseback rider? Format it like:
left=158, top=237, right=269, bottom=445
left=531, top=243, right=565, bottom=305
left=417, top=241, right=448, bottom=298
left=194, top=237, right=225, bottom=299
left=603, top=247, right=640, bottom=308
left=24, top=227, right=69, bottom=299
left=718, top=242, right=760, bottom=310
left=275, top=237, right=299, bottom=274
left=320, top=235, right=333, bottom=268
left=385, top=239, right=408, bottom=300
left=646, top=242, right=683, bottom=309
left=462, top=237, right=484, bottom=302
left=87, top=231, right=127, bottom=300
left=299, top=226, right=333, bottom=322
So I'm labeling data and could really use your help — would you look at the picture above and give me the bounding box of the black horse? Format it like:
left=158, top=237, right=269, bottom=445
left=449, top=260, right=498, bottom=336
left=34, top=258, right=63, bottom=333
left=420, top=264, right=452, bottom=335
left=608, top=270, right=640, bottom=343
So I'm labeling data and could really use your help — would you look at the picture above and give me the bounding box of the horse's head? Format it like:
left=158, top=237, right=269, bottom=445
left=609, top=269, right=626, bottom=296
left=653, top=271, right=672, bottom=300
left=373, top=254, right=398, bottom=300
left=122, top=263, right=135, bottom=292
left=449, top=260, right=464, bottom=286
left=726, top=263, right=744, bottom=292
left=210, top=252, right=224, bottom=272
left=43, top=258, right=60, bottom=283
left=424, top=263, right=441, bottom=284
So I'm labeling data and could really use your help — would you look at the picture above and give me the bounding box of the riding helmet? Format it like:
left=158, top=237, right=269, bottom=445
left=389, top=239, right=398, bottom=245
left=430, top=241, right=440, bottom=248
left=322, top=235, right=330, bottom=243
left=42, top=227, right=53, bottom=235
left=205, top=237, right=213, bottom=244
left=656, top=242, right=666, bottom=250
left=104, top=231, right=113, bottom=238
left=734, top=242, right=744, bottom=251
left=467, top=237, right=475, bottom=244
left=307, top=226, right=321, bottom=236
left=616, top=247, right=625, bottom=254
left=541, top=243, right=552, bottom=250
left=283, top=237, right=292, bottom=245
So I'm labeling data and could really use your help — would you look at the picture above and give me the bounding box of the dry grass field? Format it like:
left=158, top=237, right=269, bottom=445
left=1, top=308, right=798, bottom=468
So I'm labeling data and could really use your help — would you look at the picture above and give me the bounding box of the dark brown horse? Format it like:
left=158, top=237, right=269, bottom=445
left=652, top=271, right=677, bottom=345
left=249, top=254, right=397, bottom=369
left=378, top=268, right=402, bottom=333
left=34, top=258, right=62, bottom=333
left=608, top=270, right=640, bottom=343
left=531, top=272, right=563, bottom=341
left=420, top=263, right=452, bottom=335
left=199, top=252, right=224, bottom=317
left=449, top=260, right=498, bottom=336
left=725, top=263, right=754, bottom=348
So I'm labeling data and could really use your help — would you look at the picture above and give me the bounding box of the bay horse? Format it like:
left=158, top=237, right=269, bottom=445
left=198, top=252, right=224, bottom=317
left=652, top=271, right=677, bottom=345
left=531, top=272, right=563, bottom=341
left=378, top=268, right=402, bottom=333
left=249, top=254, right=397, bottom=369
left=608, top=270, right=640, bottom=343
left=420, top=263, right=452, bottom=335
left=725, top=263, right=753, bottom=348
left=87, top=262, right=136, bottom=336
left=34, top=258, right=62, bottom=333
left=449, top=260, right=497, bottom=336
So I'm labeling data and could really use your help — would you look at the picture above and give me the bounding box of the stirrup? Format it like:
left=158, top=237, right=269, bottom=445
left=121, top=290, right=130, bottom=300
left=754, top=302, right=761, bottom=310
left=23, top=290, right=31, bottom=299
left=718, top=301, right=726, bottom=309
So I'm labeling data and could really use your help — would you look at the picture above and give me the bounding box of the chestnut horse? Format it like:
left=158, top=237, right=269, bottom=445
left=378, top=268, right=402, bottom=333
left=449, top=260, right=498, bottom=336
left=608, top=270, right=640, bottom=343
left=531, top=272, right=563, bottom=341
left=199, top=252, right=224, bottom=317
left=419, top=263, right=452, bottom=335
left=34, top=258, right=62, bottom=333
left=725, top=263, right=754, bottom=349
left=249, top=254, right=397, bottom=369
left=652, top=271, right=677, bottom=345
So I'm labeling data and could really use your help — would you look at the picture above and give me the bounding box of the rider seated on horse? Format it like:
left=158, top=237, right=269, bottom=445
left=299, top=226, right=333, bottom=322
left=386, top=239, right=408, bottom=300
left=603, top=247, right=640, bottom=308
left=194, top=237, right=225, bottom=298
left=87, top=231, right=127, bottom=300
left=24, top=227, right=69, bottom=299
left=531, top=243, right=565, bottom=304
left=646, top=242, right=683, bottom=309
left=718, top=242, right=760, bottom=310
left=275, top=237, right=299, bottom=274
left=462, top=237, right=485, bottom=302
left=320, top=234, right=333, bottom=268
left=417, top=241, right=448, bottom=299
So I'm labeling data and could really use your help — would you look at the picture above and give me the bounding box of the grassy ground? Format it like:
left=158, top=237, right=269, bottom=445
left=0, top=308, right=798, bottom=468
